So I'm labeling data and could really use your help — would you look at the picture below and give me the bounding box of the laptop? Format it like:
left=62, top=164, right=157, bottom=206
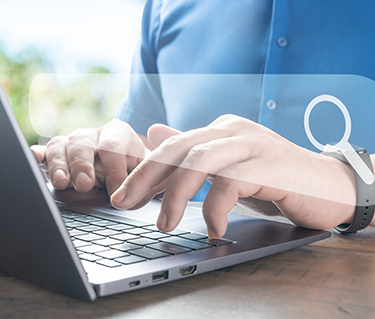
left=0, top=84, right=330, bottom=301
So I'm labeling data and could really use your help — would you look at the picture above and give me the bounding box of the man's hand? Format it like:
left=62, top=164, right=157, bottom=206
left=31, top=119, right=150, bottom=196
left=111, top=114, right=358, bottom=238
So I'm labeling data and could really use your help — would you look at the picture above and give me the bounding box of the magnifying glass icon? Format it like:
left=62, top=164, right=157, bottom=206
left=304, top=94, right=374, bottom=185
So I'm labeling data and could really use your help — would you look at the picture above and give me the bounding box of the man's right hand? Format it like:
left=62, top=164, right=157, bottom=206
left=30, top=119, right=150, bottom=196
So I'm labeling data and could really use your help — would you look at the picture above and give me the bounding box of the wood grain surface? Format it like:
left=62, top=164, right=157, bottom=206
left=1, top=205, right=375, bottom=319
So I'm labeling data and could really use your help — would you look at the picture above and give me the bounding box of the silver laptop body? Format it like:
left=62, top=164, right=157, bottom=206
left=0, top=85, right=330, bottom=301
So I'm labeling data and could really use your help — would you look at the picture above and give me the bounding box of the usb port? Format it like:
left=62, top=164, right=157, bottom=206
left=152, top=270, right=169, bottom=283
left=129, top=280, right=140, bottom=288
left=179, top=265, right=197, bottom=276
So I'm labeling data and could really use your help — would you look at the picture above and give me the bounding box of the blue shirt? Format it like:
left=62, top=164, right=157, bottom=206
left=116, top=0, right=375, bottom=199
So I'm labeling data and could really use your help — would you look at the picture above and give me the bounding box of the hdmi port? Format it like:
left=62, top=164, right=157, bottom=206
left=179, top=265, right=197, bottom=276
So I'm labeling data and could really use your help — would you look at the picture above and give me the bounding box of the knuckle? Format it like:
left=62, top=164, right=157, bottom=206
left=98, top=138, right=122, bottom=153
left=186, top=144, right=210, bottom=164
left=48, top=157, right=66, bottom=169
left=46, top=135, right=67, bottom=149
left=129, top=164, right=150, bottom=183
left=227, top=116, right=248, bottom=128
left=104, top=165, right=125, bottom=177
left=213, top=114, right=244, bottom=126
left=160, top=135, right=184, bottom=151
left=110, top=118, right=130, bottom=129
left=69, top=155, right=93, bottom=171
left=211, top=114, right=252, bottom=135
left=67, top=129, right=95, bottom=148
left=215, top=114, right=236, bottom=123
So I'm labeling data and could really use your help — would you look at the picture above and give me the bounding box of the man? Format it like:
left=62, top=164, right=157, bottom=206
left=32, top=0, right=375, bottom=238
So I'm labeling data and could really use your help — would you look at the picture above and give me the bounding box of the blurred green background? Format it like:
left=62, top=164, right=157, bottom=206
left=0, top=48, right=47, bottom=144
left=0, top=48, right=117, bottom=145
left=0, top=0, right=145, bottom=145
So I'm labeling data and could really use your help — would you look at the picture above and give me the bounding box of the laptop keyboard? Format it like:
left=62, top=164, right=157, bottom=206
left=61, top=209, right=234, bottom=268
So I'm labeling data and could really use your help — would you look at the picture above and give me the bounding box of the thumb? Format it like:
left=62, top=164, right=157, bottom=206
left=147, top=124, right=181, bottom=148
left=30, top=145, right=47, bottom=163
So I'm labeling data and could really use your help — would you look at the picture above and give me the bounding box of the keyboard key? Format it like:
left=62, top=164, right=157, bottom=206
left=161, top=237, right=212, bottom=250
left=117, top=219, right=153, bottom=228
left=73, top=216, right=99, bottom=222
left=63, top=212, right=85, bottom=218
left=94, top=229, right=122, bottom=236
left=102, top=215, right=153, bottom=227
left=96, top=259, right=122, bottom=268
left=106, top=224, right=135, bottom=231
left=147, top=242, right=191, bottom=255
left=72, top=239, right=91, bottom=248
left=75, top=233, right=105, bottom=242
left=90, top=220, right=117, bottom=227
left=128, top=238, right=159, bottom=246
left=76, top=225, right=105, bottom=232
left=61, top=212, right=74, bottom=219
left=78, top=244, right=109, bottom=254
left=198, top=238, right=233, bottom=246
left=80, top=253, right=102, bottom=262
left=111, top=243, right=142, bottom=252
left=94, top=238, right=123, bottom=247
left=116, top=255, right=146, bottom=265
left=141, top=232, right=171, bottom=240
left=125, top=228, right=152, bottom=235
left=164, top=229, right=190, bottom=236
left=110, top=233, right=139, bottom=241
left=65, top=221, right=88, bottom=228
left=131, top=247, right=170, bottom=259
left=96, top=250, right=129, bottom=259
left=180, top=233, right=208, bottom=240
left=68, top=229, right=87, bottom=237
left=143, top=225, right=160, bottom=231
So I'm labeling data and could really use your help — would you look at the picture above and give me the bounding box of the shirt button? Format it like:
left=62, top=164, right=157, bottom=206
left=277, top=37, right=288, bottom=48
left=266, top=99, right=277, bottom=110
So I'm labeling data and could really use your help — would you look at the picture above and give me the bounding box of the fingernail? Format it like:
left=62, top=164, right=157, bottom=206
left=53, top=169, right=68, bottom=183
left=157, top=210, right=168, bottom=231
left=74, top=172, right=92, bottom=188
left=111, top=185, right=127, bottom=204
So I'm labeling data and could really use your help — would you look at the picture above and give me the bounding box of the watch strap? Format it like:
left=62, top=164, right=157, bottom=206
left=322, top=146, right=375, bottom=234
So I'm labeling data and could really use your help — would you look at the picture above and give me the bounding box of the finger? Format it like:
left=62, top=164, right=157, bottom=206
left=66, top=129, right=98, bottom=192
left=158, top=168, right=208, bottom=232
left=202, top=179, right=238, bottom=239
left=157, top=136, right=254, bottom=232
left=115, top=126, right=237, bottom=209
left=45, top=136, right=72, bottom=190
left=147, top=123, right=181, bottom=148
left=97, top=122, right=137, bottom=196
left=30, top=145, right=46, bottom=163
left=112, top=179, right=169, bottom=211
left=202, top=162, right=266, bottom=239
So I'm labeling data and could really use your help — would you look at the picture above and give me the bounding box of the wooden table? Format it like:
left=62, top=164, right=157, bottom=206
left=1, top=205, right=375, bottom=319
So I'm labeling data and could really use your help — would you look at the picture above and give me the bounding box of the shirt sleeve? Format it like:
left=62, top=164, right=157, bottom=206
left=115, top=0, right=167, bottom=136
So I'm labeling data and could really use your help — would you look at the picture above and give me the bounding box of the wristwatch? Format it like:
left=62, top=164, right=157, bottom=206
left=322, top=144, right=375, bottom=234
